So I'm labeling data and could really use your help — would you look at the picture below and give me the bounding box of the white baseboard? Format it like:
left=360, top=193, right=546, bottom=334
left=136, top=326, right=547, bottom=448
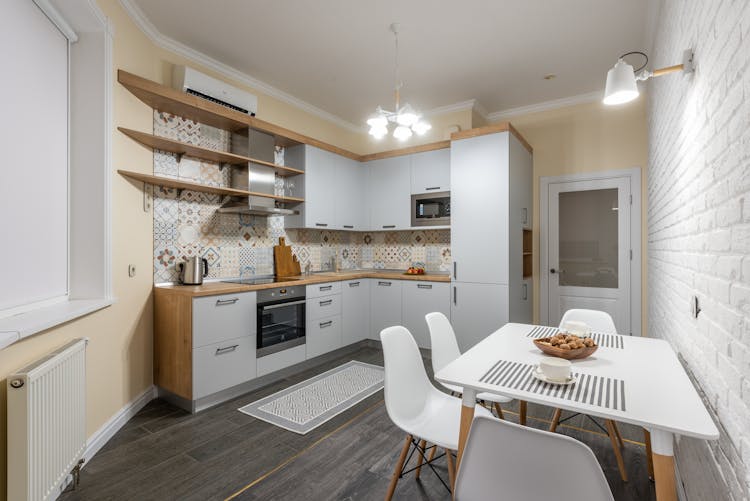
left=83, top=385, right=157, bottom=463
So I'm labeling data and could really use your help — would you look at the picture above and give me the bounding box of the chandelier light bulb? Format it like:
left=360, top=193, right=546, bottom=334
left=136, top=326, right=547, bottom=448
left=366, top=110, right=388, bottom=128
left=395, top=104, right=419, bottom=126
left=412, top=121, right=432, bottom=135
left=369, top=125, right=388, bottom=139
left=393, top=125, right=413, bottom=141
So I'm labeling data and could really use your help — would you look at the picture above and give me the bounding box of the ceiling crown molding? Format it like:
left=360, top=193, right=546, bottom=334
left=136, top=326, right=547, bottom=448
left=424, top=98, right=489, bottom=121
left=118, top=0, right=363, bottom=133
left=487, top=91, right=602, bottom=122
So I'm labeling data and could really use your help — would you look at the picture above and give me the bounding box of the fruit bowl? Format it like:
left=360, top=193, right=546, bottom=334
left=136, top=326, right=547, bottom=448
left=404, top=267, right=425, bottom=275
left=533, top=336, right=598, bottom=360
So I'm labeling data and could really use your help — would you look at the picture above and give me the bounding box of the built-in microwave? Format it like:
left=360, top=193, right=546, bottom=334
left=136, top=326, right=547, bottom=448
left=411, top=192, right=450, bottom=227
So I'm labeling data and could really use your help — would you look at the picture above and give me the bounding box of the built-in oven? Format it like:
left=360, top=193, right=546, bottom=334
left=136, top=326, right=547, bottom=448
left=256, top=286, right=305, bottom=357
left=411, top=192, right=450, bottom=227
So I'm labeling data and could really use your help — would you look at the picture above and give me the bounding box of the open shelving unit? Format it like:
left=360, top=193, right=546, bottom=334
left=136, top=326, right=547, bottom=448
left=118, top=170, right=304, bottom=203
left=523, top=229, right=533, bottom=278
left=118, top=127, right=304, bottom=177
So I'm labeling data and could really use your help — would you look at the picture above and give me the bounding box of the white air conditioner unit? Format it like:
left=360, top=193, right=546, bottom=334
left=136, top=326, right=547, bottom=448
left=172, top=65, right=258, bottom=116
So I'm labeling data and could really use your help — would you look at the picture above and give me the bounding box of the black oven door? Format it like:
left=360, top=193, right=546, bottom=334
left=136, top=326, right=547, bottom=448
left=257, top=298, right=306, bottom=357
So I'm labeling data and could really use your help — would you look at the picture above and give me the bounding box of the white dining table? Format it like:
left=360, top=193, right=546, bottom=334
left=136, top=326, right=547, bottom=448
left=434, top=323, right=719, bottom=501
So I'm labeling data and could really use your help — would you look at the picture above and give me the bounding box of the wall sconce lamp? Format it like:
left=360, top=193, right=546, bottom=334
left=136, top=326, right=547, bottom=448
left=603, top=49, right=694, bottom=105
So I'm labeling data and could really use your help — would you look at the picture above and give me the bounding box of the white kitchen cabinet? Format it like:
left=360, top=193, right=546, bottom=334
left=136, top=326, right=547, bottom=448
left=192, top=291, right=256, bottom=348
left=284, top=145, right=337, bottom=229
left=508, top=135, right=534, bottom=323
left=410, top=148, right=450, bottom=194
left=450, top=282, right=509, bottom=352
left=193, top=335, right=257, bottom=399
left=370, top=278, right=403, bottom=339
left=367, top=156, right=411, bottom=230
left=342, top=279, right=370, bottom=345
left=307, top=315, right=343, bottom=359
left=451, top=133, right=510, bottom=285
left=307, top=281, right=341, bottom=298
left=335, top=156, right=368, bottom=230
left=307, top=294, right=342, bottom=321
left=402, top=281, right=450, bottom=348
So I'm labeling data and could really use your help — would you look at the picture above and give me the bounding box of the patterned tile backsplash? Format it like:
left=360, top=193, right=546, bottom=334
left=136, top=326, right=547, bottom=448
left=151, top=111, right=451, bottom=283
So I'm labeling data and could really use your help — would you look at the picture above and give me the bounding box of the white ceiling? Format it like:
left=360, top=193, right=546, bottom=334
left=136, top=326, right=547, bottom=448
left=130, top=0, right=649, bottom=127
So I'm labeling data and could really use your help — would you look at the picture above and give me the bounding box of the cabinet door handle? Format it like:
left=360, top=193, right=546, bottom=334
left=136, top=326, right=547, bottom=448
left=315, top=223, right=328, bottom=227
left=319, top=320, right=333, bottom=328
left=522, top=207, right=528, bottom=225
left=417, top=284, right=433, bottom=289
left=425, top=186, right=441, bottom=191
left=453, top=262, right=457, bottom=280
left=319, top=285, right=333, bottom=291
left=453, top=286, right=457, bottom=305
left=215, top=344, right=239, bottom=355
left=319, top=299, right=333, bottom=306
left=378, top=281, right=392, bottom=286
left=216, top=298, right=239, bottom=306
left=343, top=225, right=354, bottom=229
left=382, top=225, right=396, bottom=229
left=349, top=281, right=360, bottom=287
left=522, top=283, right=528, bottom=300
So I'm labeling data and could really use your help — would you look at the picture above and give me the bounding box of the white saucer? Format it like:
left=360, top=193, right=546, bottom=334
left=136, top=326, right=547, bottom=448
left=532, top=367, right=577, bottom=386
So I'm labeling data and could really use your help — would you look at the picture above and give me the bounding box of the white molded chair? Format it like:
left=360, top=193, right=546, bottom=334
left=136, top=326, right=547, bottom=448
left=454, top=416, right=614, bottom=501
left=380, top=325, right=493, bottom=500
left=549, top=308, right=637, bottom=482
left=426, top=312, right=527, bottom=424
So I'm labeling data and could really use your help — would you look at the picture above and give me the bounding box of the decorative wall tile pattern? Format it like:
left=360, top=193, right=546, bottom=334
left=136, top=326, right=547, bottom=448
left=152, top=113, right=451, bottom=283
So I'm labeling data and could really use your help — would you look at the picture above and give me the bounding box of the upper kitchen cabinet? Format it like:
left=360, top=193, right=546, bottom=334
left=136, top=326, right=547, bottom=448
left=367, top=156, right=411, bottom=230
left=335, top=156, right=368, bottom=231
left=410, top=148, right=450, bottom=194
left=285, top=145, right=337, bottom=229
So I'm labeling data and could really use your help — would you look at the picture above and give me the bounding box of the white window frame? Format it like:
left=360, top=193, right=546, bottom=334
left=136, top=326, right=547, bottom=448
left=0, top=0, right=114, bottom=349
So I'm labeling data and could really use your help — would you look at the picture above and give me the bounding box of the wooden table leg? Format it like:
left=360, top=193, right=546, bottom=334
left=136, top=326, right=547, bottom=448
left=644, top=429, right=655, bottom=480
left=519, top=400, right=528, bottom=425
left=455, top=388, right=477, bottom=472
left=650, top=430, right=677, bottom=501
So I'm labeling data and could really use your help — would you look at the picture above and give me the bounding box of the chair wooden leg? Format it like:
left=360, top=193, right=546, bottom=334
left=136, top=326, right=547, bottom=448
left=445, top=448, right=456, bottom=493
left=549, top=408, right=563, bottom=432
left=385, top=434, right=412, bottom=501
left=493, top=402, right=505, bottom=420
left=519, top=400, right=527, bottom=425
left=428, top=444, right=438, bottom=462
left=644, top=429, right=655, bottom=481
left=613, top=421, right=625, bottom=449
left=605, top=420, right=628, bottom=482
left=414, top=439, right=427, bottom=479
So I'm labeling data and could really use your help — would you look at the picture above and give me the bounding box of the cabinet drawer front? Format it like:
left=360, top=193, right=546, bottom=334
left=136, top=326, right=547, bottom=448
left=307, top=294, right=342, bottom=321
left=306, top=281, right=342, bottom=298
left=193, top=292, right=256, bottom=348
left=257, top=344, right=306, bottom=377
left=192, top=335, right=256, bottom=399
left=306, top=315, right=343, bottom=359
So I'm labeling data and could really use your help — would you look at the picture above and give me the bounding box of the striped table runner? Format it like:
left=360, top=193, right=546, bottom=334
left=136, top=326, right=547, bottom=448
left=526, top=325, right=625, bottom=349
left=479, top=360, right=627, bottom=411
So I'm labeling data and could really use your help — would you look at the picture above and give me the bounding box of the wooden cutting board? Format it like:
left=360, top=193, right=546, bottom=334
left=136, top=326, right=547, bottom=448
left=274, top=237, right=301, bottom=278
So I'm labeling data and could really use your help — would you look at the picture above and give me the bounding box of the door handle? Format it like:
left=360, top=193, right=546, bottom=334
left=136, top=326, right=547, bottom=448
left=315, top=223, right=328, bottom=227
left=417, top=284, right=432, bottom=289
left=215, top=344, right=239, bottom=355
left=550, top=268, right=565, bottom=274
left=453, top=286, right=457, bottom=305
left=522, top=283, right=528, bottom=300
left=425, top=186, right=441, bottom=191
left=319, top=320, right=333, bottom=328
left=319, top=285, right=333, bottom=291
left=382, top=225, right=396, bottom=229
left=453, top=262, right=457, bottom=280
left=216, top=298, right=239, bottom=306
left=349, top=281, right=360, bottom=287
left=343, top=225, right=354, bottom=229
left=378, top=281, right=392, bottom=286
left=319, top=299, right=333, bottom=306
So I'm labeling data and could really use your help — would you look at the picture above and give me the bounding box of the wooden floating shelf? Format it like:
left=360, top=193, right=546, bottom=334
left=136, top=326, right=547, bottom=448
left=118, top=127, right=304, bottom=177
left=117, top=170, right=304, bottom=203
left=118, top=70, right=360, bottom=160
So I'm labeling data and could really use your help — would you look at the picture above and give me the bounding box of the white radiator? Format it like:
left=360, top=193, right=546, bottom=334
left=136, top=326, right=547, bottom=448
left=7, top=338, right=87, bottom=501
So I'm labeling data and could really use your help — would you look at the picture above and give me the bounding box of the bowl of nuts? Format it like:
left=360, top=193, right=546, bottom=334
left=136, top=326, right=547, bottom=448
left=533, top=332, right=598, bottom=360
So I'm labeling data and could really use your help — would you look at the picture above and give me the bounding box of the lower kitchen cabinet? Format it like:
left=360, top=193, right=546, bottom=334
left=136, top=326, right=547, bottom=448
left=192, top=335, right=257, bottom=399
left=307, top=315, right=343, bottom=359
left=402, top=281, right=450, bottom=348
left=450, top=282, right=509, bottom=352
left=342, top=279, right=370, bottom=345
left=370, top=279, right=403, bottom=340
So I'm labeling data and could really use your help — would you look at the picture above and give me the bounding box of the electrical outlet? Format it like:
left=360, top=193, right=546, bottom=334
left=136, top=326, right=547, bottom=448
left=143, top=183, right=153, bottom=213
left=128, top=264, right=136, bottom=278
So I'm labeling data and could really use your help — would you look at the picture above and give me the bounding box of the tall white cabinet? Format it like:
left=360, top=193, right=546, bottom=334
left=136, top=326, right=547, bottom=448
left=450, top=129, right=532, bottom=351
left=366, top=156, right=411, bottom=230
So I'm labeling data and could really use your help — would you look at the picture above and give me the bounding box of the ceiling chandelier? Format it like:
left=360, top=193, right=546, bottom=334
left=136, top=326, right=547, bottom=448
left=367, top=23, right=431, bottom=140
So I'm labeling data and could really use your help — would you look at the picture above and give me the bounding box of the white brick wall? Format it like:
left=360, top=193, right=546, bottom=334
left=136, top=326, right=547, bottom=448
left=648, top=0, right=750, bottom=498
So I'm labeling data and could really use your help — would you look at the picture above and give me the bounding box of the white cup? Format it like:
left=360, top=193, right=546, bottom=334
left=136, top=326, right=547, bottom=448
left=539, top=358, right=572, bottom=382
left=561, top=320, right=591, bottom=336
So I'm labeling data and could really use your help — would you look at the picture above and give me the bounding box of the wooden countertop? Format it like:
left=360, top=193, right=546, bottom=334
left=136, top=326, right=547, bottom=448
left=155, top=270, right=450, bottom=297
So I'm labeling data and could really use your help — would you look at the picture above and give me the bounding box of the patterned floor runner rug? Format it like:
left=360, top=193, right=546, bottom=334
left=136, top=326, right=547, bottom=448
left=237, top=361, right=384, bottom=434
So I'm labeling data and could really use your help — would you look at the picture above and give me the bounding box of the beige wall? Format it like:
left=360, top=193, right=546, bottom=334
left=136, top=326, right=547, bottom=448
left=508, top=97, right=648, bottom=335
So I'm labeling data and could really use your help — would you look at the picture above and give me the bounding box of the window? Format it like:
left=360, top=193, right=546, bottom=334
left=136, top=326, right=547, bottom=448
left=0, top=0, right=113, bottom=348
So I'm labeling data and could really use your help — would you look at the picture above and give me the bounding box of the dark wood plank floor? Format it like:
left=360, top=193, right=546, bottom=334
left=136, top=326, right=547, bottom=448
left=61, top=346, right=655, bottom=501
